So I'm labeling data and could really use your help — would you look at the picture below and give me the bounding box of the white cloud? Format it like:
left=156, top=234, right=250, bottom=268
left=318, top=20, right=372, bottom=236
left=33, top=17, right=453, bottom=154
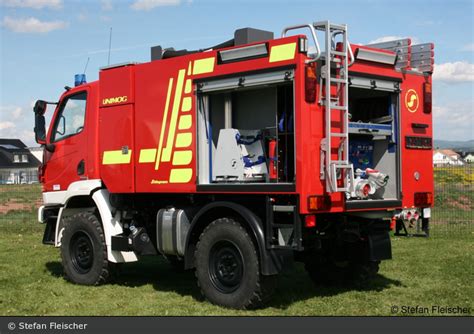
left=415, top=20, right=442, bottom=27
left=1, top=105, right=22, bottom=120
left=11, top=107, right=22, bottom=119
left=1, top=0, right=62, bottom=9
left=433, top=101, right=474, bottom=140
left=100, top=15, right=112, bottom=22
left=101, top=0, right=113, bottom=11
left=368, top=36, right=420, bottom=45
left=2, top=16, right=67, bottom=33
left=0, top=127, right=36, bottom=146
left=0, top=121, right=15, bottom=130
left=460, top=43, right=474, bottom=52
left=0, top=104, right=37, bottom=146
left=131, top=0, right=181, bottom=11
left=433, top=61, right=474, bottom=83
left=77, top=13, right=87, bottom=22
left=20, top=129, right=36, bottom=146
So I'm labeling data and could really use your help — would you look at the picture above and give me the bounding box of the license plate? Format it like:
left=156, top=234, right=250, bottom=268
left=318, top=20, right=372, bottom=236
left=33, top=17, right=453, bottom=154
left=423, top=208, right=431, bottom=218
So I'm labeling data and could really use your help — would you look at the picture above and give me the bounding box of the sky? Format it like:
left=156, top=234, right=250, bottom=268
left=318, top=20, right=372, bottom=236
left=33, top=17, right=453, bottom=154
left=0, top=0, right=473, bottom=146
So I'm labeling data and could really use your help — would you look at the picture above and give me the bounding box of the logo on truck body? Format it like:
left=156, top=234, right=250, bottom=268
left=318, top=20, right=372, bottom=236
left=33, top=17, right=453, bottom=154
left=102, top=96, right=128, bottom=105
left=405, top=89, right=419, bottom=113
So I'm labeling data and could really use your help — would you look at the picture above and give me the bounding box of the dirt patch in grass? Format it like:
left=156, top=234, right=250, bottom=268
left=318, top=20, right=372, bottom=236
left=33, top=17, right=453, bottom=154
left=457, top=195, right=471, bottom=205
left=445, top=197, right=471, bottom=210
left=0, top=184, right=42, bottom=213
left=0, top=199, right=42, bottom=214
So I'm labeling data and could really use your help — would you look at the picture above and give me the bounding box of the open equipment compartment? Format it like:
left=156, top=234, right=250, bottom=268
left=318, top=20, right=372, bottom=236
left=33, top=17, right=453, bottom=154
left=196, top=69, right=295, bottom=187
left=347, top=77, right=401, bottom=203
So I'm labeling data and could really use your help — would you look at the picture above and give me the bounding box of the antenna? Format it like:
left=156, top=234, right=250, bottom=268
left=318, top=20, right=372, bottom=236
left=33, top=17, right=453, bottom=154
left=107, top=27, right=113, bottom=65
left=83, top=57, right=90, bottom=74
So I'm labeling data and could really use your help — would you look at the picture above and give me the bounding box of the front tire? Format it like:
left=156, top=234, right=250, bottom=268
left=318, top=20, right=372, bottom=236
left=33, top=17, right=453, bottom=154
left=60, top=212, right=112, bottom=285
left=194, top=218, right=275, bottom=309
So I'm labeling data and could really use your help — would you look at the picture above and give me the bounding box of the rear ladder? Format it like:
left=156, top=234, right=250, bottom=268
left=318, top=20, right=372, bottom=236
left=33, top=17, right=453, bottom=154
left=315, top=21, right=354, bottom=193
left=281, top=20, right=355, bottom=193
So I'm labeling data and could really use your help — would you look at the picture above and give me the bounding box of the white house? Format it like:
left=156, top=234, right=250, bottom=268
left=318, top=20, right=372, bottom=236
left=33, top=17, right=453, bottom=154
left=28, top=146, right=43, bottom=164
left=0, top=139, right=41, bottom=184
left=433, top=149, right=465, bottom=166
left=464, top=153, right=474, bottom=163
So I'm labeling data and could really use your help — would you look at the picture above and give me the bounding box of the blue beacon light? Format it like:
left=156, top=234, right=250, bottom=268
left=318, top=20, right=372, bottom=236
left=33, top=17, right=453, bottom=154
left=74, top=74, right=87, bottom=87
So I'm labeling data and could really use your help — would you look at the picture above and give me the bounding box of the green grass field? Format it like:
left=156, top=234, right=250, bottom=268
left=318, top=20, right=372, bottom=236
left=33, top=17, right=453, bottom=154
left=0, top=168, right=473, bottom=316
left=433, top=166, right=473, bottom=224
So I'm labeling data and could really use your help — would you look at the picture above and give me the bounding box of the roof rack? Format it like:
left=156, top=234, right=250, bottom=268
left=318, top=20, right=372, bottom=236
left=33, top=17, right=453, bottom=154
left=365, top=39, right=434, bottom=73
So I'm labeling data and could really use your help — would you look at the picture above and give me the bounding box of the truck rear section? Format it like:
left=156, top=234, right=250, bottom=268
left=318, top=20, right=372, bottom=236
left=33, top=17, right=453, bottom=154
left=34, top=21, right=434, bottom=309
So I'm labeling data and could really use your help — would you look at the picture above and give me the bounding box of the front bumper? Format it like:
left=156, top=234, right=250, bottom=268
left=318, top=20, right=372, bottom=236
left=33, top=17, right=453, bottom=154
left=38, top=205, right=45, bottom=223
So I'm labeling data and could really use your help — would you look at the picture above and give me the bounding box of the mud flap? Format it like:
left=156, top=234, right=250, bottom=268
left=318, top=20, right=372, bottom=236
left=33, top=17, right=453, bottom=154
left=368, top=232, right=392, bottom=261
left=262, top=248, right=294, bottom=275
left=42, top=218, right=57, bottom=245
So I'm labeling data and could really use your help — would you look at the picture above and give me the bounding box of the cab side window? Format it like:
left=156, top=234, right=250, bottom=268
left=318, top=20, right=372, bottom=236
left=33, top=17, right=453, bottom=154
left=52, top=92, right=87, bottom=142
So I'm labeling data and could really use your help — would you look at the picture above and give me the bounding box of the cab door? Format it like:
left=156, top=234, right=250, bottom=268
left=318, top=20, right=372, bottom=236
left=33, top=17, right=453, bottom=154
left=43, top=89, right=89, bottom=193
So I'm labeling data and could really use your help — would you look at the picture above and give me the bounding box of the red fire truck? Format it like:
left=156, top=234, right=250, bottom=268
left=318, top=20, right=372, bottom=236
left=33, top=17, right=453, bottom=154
left=34, top=21, right=434, bottom=309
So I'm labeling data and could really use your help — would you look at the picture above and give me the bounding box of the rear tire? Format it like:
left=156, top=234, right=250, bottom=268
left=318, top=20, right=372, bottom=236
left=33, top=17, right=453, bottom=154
left=194, top=218, right=275, bottom=309
left=60, top=212, right=112, bottom=285
left=349, top=261, right=380, bottom=283
left=304, top=256, right=346, bottom=286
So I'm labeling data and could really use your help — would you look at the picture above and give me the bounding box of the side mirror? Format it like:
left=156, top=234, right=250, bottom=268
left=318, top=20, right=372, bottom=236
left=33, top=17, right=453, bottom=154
left=34, top=114, right=46, bottom=144
left=34, top=100, right=47, bottom=116
left=33, top=100, right=47, bottom=145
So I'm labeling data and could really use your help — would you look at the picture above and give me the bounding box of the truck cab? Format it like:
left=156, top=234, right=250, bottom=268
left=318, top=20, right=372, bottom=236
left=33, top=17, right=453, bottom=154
left=37, top=82, right=100, bottom=195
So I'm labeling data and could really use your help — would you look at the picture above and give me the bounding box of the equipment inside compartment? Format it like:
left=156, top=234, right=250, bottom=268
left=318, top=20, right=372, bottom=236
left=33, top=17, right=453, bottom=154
left=196, top=75, right=400, bottom=202
left=347, top=87, right=399, bottom=200
left=197, top=82, right=294, bottom=185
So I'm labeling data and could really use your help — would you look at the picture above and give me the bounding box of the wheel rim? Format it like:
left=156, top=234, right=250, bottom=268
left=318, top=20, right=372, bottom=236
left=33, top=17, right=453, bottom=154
left=70, top=231, right=94, bottom=274
left=208, top=240, right=244, bottom=293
